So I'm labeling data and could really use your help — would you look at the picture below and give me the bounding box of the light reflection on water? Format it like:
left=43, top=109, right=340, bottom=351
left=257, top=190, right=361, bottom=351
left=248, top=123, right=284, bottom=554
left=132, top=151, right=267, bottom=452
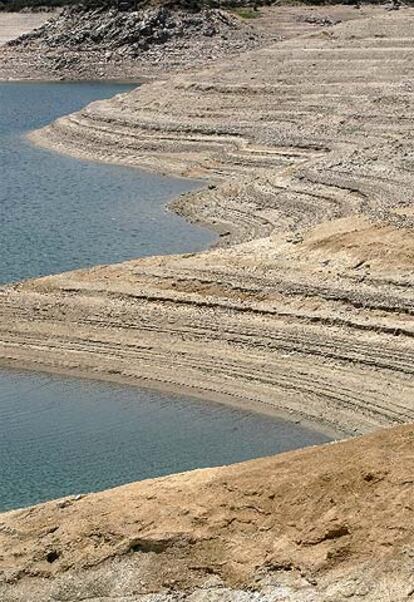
left=0, top=81, right=214, bottom=285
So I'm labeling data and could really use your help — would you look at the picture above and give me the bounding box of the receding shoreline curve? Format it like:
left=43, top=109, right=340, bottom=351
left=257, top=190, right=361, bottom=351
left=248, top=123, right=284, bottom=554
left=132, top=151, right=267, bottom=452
left=1, top=10, right=413, bottom=436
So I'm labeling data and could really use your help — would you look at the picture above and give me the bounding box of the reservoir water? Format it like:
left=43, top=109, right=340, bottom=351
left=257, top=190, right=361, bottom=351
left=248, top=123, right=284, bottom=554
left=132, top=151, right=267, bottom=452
left=0, top=368, right=331, bottom=512
left=0, top=82, right=331, bottom=512
left=0, top=82, right=213, bottom=285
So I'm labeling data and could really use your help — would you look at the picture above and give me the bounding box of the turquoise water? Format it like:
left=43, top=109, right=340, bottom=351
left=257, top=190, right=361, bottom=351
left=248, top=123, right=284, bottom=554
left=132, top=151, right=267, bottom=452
left=0, top=368, right=330, bottom=512
left=0, top=82, right=331, bottom=512
left=0, top=82, right=214, bottom=284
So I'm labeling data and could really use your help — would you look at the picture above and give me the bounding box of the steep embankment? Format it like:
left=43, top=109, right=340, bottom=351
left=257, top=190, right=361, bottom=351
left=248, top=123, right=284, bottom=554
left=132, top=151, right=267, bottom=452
left=0, top=425, right=413, bottom=601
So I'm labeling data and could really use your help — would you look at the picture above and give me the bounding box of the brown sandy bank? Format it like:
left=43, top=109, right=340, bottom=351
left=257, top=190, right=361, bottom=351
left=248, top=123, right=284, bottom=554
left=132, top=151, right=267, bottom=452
left=0, top=424, right=413, bottom=601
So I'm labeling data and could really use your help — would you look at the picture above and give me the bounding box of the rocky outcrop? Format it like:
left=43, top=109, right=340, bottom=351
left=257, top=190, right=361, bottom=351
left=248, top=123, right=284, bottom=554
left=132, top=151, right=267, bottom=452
left=0, top=4, right=366, bottom=79
left=1, top=3, right=264, bottom=78
left=8, top=4, right=258, bottom=57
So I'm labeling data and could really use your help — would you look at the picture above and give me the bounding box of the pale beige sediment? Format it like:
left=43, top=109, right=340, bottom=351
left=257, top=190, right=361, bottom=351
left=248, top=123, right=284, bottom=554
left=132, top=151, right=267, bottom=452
left=0, top=12, right=53, bottom=46
left=0, top=9, right=413, bottom=435
left=1, top=214, right=413, bottom=436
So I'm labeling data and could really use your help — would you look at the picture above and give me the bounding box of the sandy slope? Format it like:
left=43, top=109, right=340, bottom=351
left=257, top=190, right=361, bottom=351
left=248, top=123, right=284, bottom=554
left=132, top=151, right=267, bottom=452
left=1, top=425, right=413, bottom=600
left=0, top=12, right=52, bottom=46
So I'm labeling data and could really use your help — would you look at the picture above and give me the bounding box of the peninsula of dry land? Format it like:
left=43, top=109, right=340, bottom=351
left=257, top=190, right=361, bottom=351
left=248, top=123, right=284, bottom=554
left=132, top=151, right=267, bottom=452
left=1, top=426, right=413, bottom=601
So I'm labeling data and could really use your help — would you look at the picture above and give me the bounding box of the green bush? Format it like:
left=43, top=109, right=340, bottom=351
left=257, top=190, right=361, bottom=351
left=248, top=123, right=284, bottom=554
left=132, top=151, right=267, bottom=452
left=231, top=6, right=259, bottom=17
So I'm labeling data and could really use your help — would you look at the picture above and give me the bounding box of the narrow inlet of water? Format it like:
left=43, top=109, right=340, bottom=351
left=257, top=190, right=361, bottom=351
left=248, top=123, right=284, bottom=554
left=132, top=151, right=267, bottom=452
left=0, top=82, right=331, bottom=512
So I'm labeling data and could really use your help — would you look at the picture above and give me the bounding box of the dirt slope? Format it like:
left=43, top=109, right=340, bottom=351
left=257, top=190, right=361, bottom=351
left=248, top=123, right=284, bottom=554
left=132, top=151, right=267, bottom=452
left=1, top=425, right=413, bottom=600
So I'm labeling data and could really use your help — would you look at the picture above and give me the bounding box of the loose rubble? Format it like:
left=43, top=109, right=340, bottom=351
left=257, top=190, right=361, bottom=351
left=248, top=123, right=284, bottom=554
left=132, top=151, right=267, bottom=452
left=0, top=4, right=366, bottom=80
left=2, top=4, right=264, bottom=77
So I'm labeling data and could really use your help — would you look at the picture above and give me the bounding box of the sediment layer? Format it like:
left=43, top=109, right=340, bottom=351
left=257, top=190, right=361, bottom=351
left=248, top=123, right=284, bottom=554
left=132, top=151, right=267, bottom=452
left=1, top=8, right=413, bottom=435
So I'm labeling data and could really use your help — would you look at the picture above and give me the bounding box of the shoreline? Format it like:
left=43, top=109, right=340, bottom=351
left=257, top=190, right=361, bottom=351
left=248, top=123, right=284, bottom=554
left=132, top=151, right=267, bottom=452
left=0, top=76, right=346, bottom=449
left=0, top=423, right=412, bottom=601
left=0, top=357, right=343, bottom=440
left=1, top=74, right=339, bottom=440
left=1, top=8, right=413, bottom=435
left=0, top=75, right=152, bottom=83
left=27, top=127, right=229, bottom=243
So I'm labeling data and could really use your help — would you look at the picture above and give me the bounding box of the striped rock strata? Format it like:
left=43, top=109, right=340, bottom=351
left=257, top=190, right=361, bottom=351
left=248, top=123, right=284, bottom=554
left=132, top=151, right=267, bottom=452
left=1, top=9, right=413, bottom=434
